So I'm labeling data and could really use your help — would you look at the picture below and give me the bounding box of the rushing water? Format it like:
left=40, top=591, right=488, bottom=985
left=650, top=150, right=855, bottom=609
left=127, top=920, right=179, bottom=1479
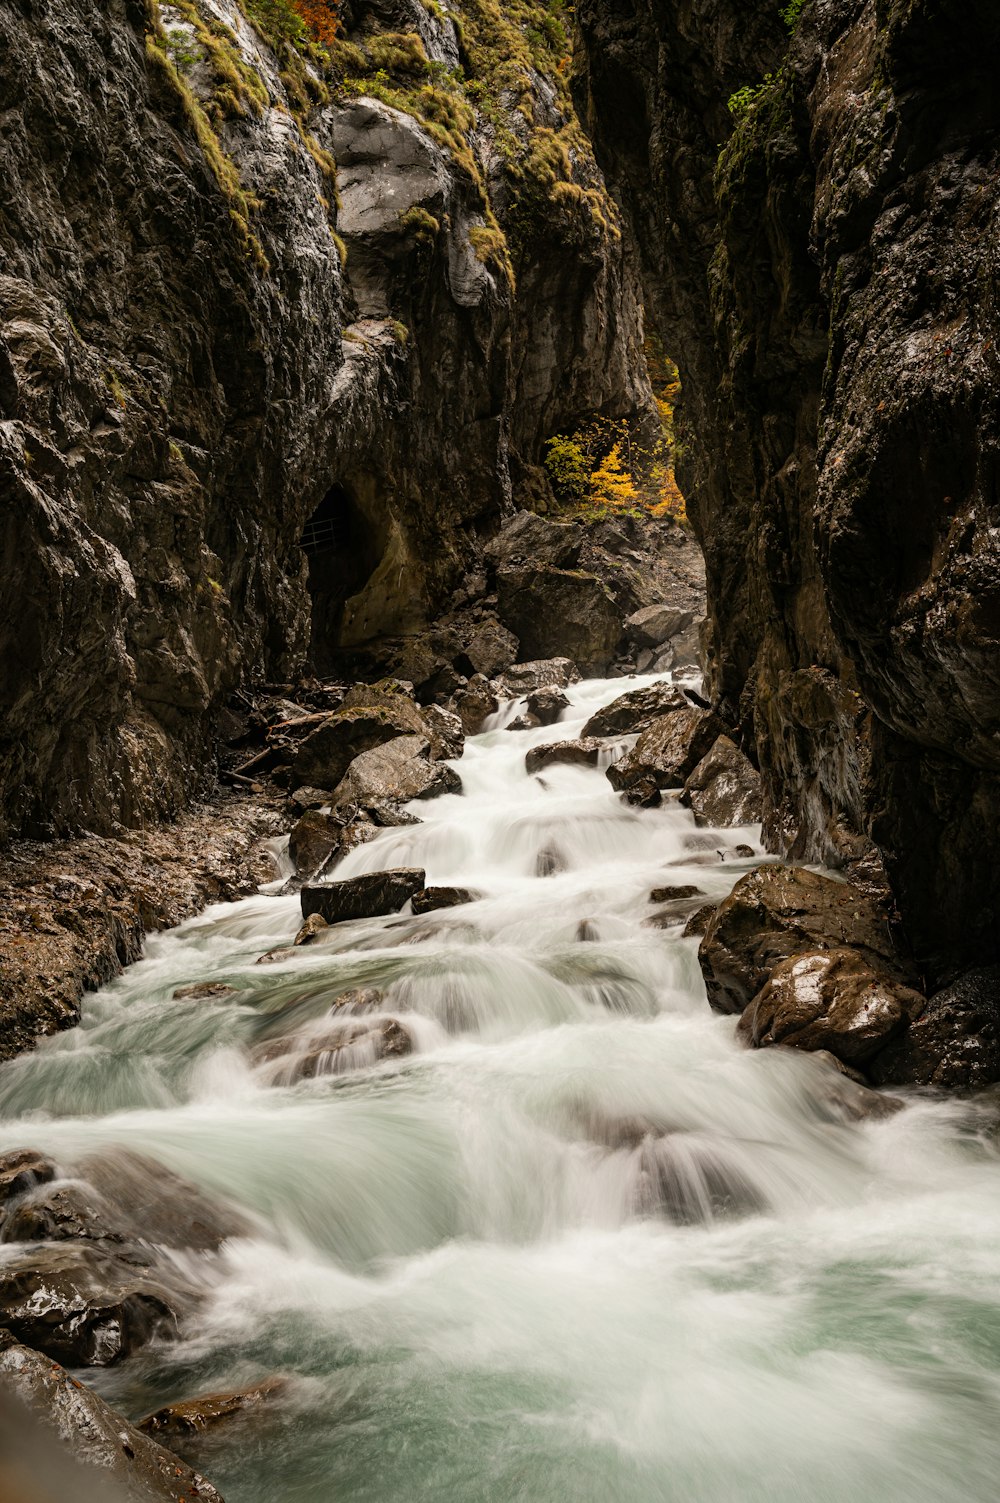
left=3, top=672, right=1000, bottom=1502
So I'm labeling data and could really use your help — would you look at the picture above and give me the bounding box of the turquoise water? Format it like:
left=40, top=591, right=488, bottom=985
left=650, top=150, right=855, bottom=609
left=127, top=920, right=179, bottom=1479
left=3, top=673, right=1000, bottom=1502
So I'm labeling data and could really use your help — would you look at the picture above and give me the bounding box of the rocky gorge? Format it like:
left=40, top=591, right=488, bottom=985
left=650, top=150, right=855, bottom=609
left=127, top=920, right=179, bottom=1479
left=2, top=0, right=1000, bottom=1498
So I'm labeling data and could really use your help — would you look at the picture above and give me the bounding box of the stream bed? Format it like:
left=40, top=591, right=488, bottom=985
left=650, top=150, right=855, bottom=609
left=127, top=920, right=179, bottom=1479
left=3, top=673, right=1000, bottom=1502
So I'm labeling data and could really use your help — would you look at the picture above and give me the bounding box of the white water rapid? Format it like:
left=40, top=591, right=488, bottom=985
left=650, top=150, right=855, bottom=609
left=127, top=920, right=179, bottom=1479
left=3, top=671, right=1000, bottom=1502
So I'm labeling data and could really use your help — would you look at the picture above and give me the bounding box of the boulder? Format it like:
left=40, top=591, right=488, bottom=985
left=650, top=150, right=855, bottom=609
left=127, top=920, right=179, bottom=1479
left=71, top=1147, right=251, bottom=1253
left=632, top=1134, right=767, bottom=1224
left=255, top=948, right=298, bottom=965
left=0, top=1149, right=54, bottom=1213
left=650, top=884, right=703, bottom=902
left=494, top=658, right=581, bottom=697
left=288, top=785, right=335, bottom=813
left=288, top=810, right=343, bottom=878
left=872, top=965, right=1000, bottom=1088
left=0, top=1244, right=187, bottom=1365
left=291, top=694, right=427, bottom=789
left=420, top=703, right=465, bottom=759
left=411, top=886, right=479, bottom=915
left=681, top=736, right=763, bottom=827
left=624, top=603, right=694, bottom=649
left=497, top=567, right=622, bottom=672
left=607, top=707, right=723, bottom=803
left=456, top=617, right=519, bottom=679
left=301, top=868, right=427, bottom=924
left=582, top=681, right=687, bottom=737
left=526, top=686, right=570, bottom=725
left=138, top=1377, right=287, bottom=1441
left=0, top=1331, right=225, bottom=1501
left=449, top=674, right=498, bottom=735
left=329, top=986, right=386, bottom=1013
left=683, top=904, right=717, bottom=938
left=525, top=738, right=604, bottom=775
left=737, top=948, right=925, bottom=1069
left=485, top=509, right=582, bottom=571
left=294, top=913, right=329, bottom=946
left=255, top=1019, right=412, bottom=1083
left=506, top=712, right=540, bottom=731
left=334, top=735, right=461, bottom=807
left=697, top=865, right=908, bottom=1016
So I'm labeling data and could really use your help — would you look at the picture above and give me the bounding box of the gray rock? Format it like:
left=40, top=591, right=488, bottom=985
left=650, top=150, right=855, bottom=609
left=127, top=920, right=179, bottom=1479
left=624, top=603, right=694, bottom=648
left=172, top=981, right=238, bottom=1001
left=335, top=734, right=461, bottom=806
left=494, top=658, right=581, bottom=697
left=449, top=675, right=499, bottom=735
left=292, top=700, right=428, bottom=791
left=301, top=868, right=427, bottom=924
left=525, top=739, right=604, bottom=775
left=497, top=567, right=623, bottom=673
left=420, top=702, right=465, bottom=759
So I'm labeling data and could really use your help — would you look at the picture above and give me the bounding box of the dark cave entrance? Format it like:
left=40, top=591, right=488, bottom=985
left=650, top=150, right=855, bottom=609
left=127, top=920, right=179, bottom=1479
left=300, top=484, right=380, bottom=675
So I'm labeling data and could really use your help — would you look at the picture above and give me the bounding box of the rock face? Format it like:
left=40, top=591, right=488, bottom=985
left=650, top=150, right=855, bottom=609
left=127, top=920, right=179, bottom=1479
left=575, top=0, right=1000, bottom=985
left=0, top=1330, right=225, bottom=1502
left=0, top=0, right=653, bottom=846
left=301, top=868, right=426, bottom=924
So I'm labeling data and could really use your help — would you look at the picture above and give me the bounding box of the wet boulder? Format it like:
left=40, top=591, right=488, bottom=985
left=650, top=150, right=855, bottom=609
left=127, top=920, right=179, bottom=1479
left=682, top=904, right=717, bottom=938
left=698, top=865, right=908, bottom=1016
left=526, top=685, right=570, bottom=725
left=294, top=913, right=329, bottom=946
left=525, top=738, right=604, bottom=775
left=172, top=980, right=238, bottom=1001
left=411, top=886, right=480, bottom=915
left=0, top=1244, right=188, bottom=1365
left=650, top=884, right=703, bottom=903
left=681, top=736, right=763, bottom=828
left=288, top=784, right=335, bottom=813
left=506, top=712, right=540, bottom=731
left=497, top=567, right=623, bottom=673
left=0, top=1149, right=54, bottom=1213
left=72, top=1147, right=252, bottom=1254
left=301, top=868, right=427, bottom=924
left=582, top=681, right=687, bottom=737
left=138, top=1377, right=288, bottom=1442
left=0, top=1331, right=225, bottom=1501
left=871, top=965, right=1000, bottom=1089
left=449, top=674, right=498, bottom=734
left=288, top=809, right=343, bottom=878
left=737, top=948, right=925, bottom=1070
left=421, top=703, right=465, bottom=759
left=329, top=986, right=386, bottom=1013
left=607, top=707, right=723, bottom=803
left=334, top=735, right=461, bottom=807
left=633, top=1134, right=767, bottom=1224
left=291, top=690, right=428, bottom=790
left=494, top=658, right=581, bottom=698
left=624, top=603, right=694, bottom=649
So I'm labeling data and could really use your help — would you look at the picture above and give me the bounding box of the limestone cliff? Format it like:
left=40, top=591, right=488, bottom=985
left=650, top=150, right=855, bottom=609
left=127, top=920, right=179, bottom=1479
left=0, top=0, right=651, bottom=842
left=576, top=0, right=1000, bottom=985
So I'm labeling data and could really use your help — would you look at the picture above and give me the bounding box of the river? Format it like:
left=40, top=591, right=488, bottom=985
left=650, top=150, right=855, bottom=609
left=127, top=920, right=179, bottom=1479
left=2, top=672, right=1000, bottom=1502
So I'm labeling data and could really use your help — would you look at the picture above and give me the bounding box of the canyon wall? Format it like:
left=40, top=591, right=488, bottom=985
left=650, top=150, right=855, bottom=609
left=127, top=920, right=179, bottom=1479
left=0, top=0, right=651, bottom=842
left=576, top=0, right=1000, bottom=984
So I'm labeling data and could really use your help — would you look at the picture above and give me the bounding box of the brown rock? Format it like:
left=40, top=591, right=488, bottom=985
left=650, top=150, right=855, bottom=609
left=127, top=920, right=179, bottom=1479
left=738, top=948, right=925, bottom=1068
left=329, top=986, right=386, bottom=1013
left=172, top=981, right=238, bottom=1000
left=698, top=865, right=907, bottom=1015
left=288, top=810, right=343, bottom=878
left=682, top=904, right=717, bottom=938
left=301, top=868, right=427, bottom=924
left=650, top=884, right=703, bottom=902
left=872, top=965, right=1000, bottom=1089
left=494, top=658, right=581, bottom=697
left=0, top=1149, right=54, bottom=1209
left=256, top=1019, right=412, bottom=1083
left=291, top=699, right=427, bottom=790
left=0, top=1331, right=225, bottom=1500
left=681, top=736, right=763, bottom=827
left=334, top=735, right=460, bottom=806
left=526, top=685, right=570, bottom=725
left=525, top=739, right=604, bottom=775
left=607, top=707, right=723, bottom=802
left=294, top=912, right=329, bottom=946
left=420, top=703, right=465, bottom=758
left=138, top=1378, right=287, bottom=1440
left=449, top=674, right=499, bottom=735
left=411, top=886, right=479, bottom=915
left=497, top=567, right=623, bottom=673
left=582, top=681, right=687, bottom=737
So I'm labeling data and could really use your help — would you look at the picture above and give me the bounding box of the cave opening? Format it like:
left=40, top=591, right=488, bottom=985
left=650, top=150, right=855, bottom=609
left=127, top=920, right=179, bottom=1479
left=300, top=484, right=381, bottom=675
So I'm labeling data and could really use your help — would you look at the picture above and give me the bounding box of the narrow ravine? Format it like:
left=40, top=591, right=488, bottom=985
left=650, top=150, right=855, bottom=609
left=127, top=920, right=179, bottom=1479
left=3, top=672, right=1000, bottom=1502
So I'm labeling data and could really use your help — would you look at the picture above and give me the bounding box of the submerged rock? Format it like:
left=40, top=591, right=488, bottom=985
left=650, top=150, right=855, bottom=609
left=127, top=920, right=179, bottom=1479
left=0, top=1331, right=225, bottom=1500
left=172, top=981, right=238, bottom=1001
left=607, top=707, right=722, bottom=803
left=0, top=1149, right=54, bottom=1212
left=138, top=1377, right=288, bottom=1441
left=582, top=681, right=687, bottom=737
left=411, top=886, right=479, bottom=915
left=255, top=1019, right=412, bottom=1083
left=650, top=884, right=703, bottom=903
left=301, top=869, right=427, bottom=924
left=633, top=1134, right=767, bottom=1224
left=681, top=736, right=763, bottom=828
left=698, top=865, right=907, bottom=1016
left=525, top=739, right=604, bottom=775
